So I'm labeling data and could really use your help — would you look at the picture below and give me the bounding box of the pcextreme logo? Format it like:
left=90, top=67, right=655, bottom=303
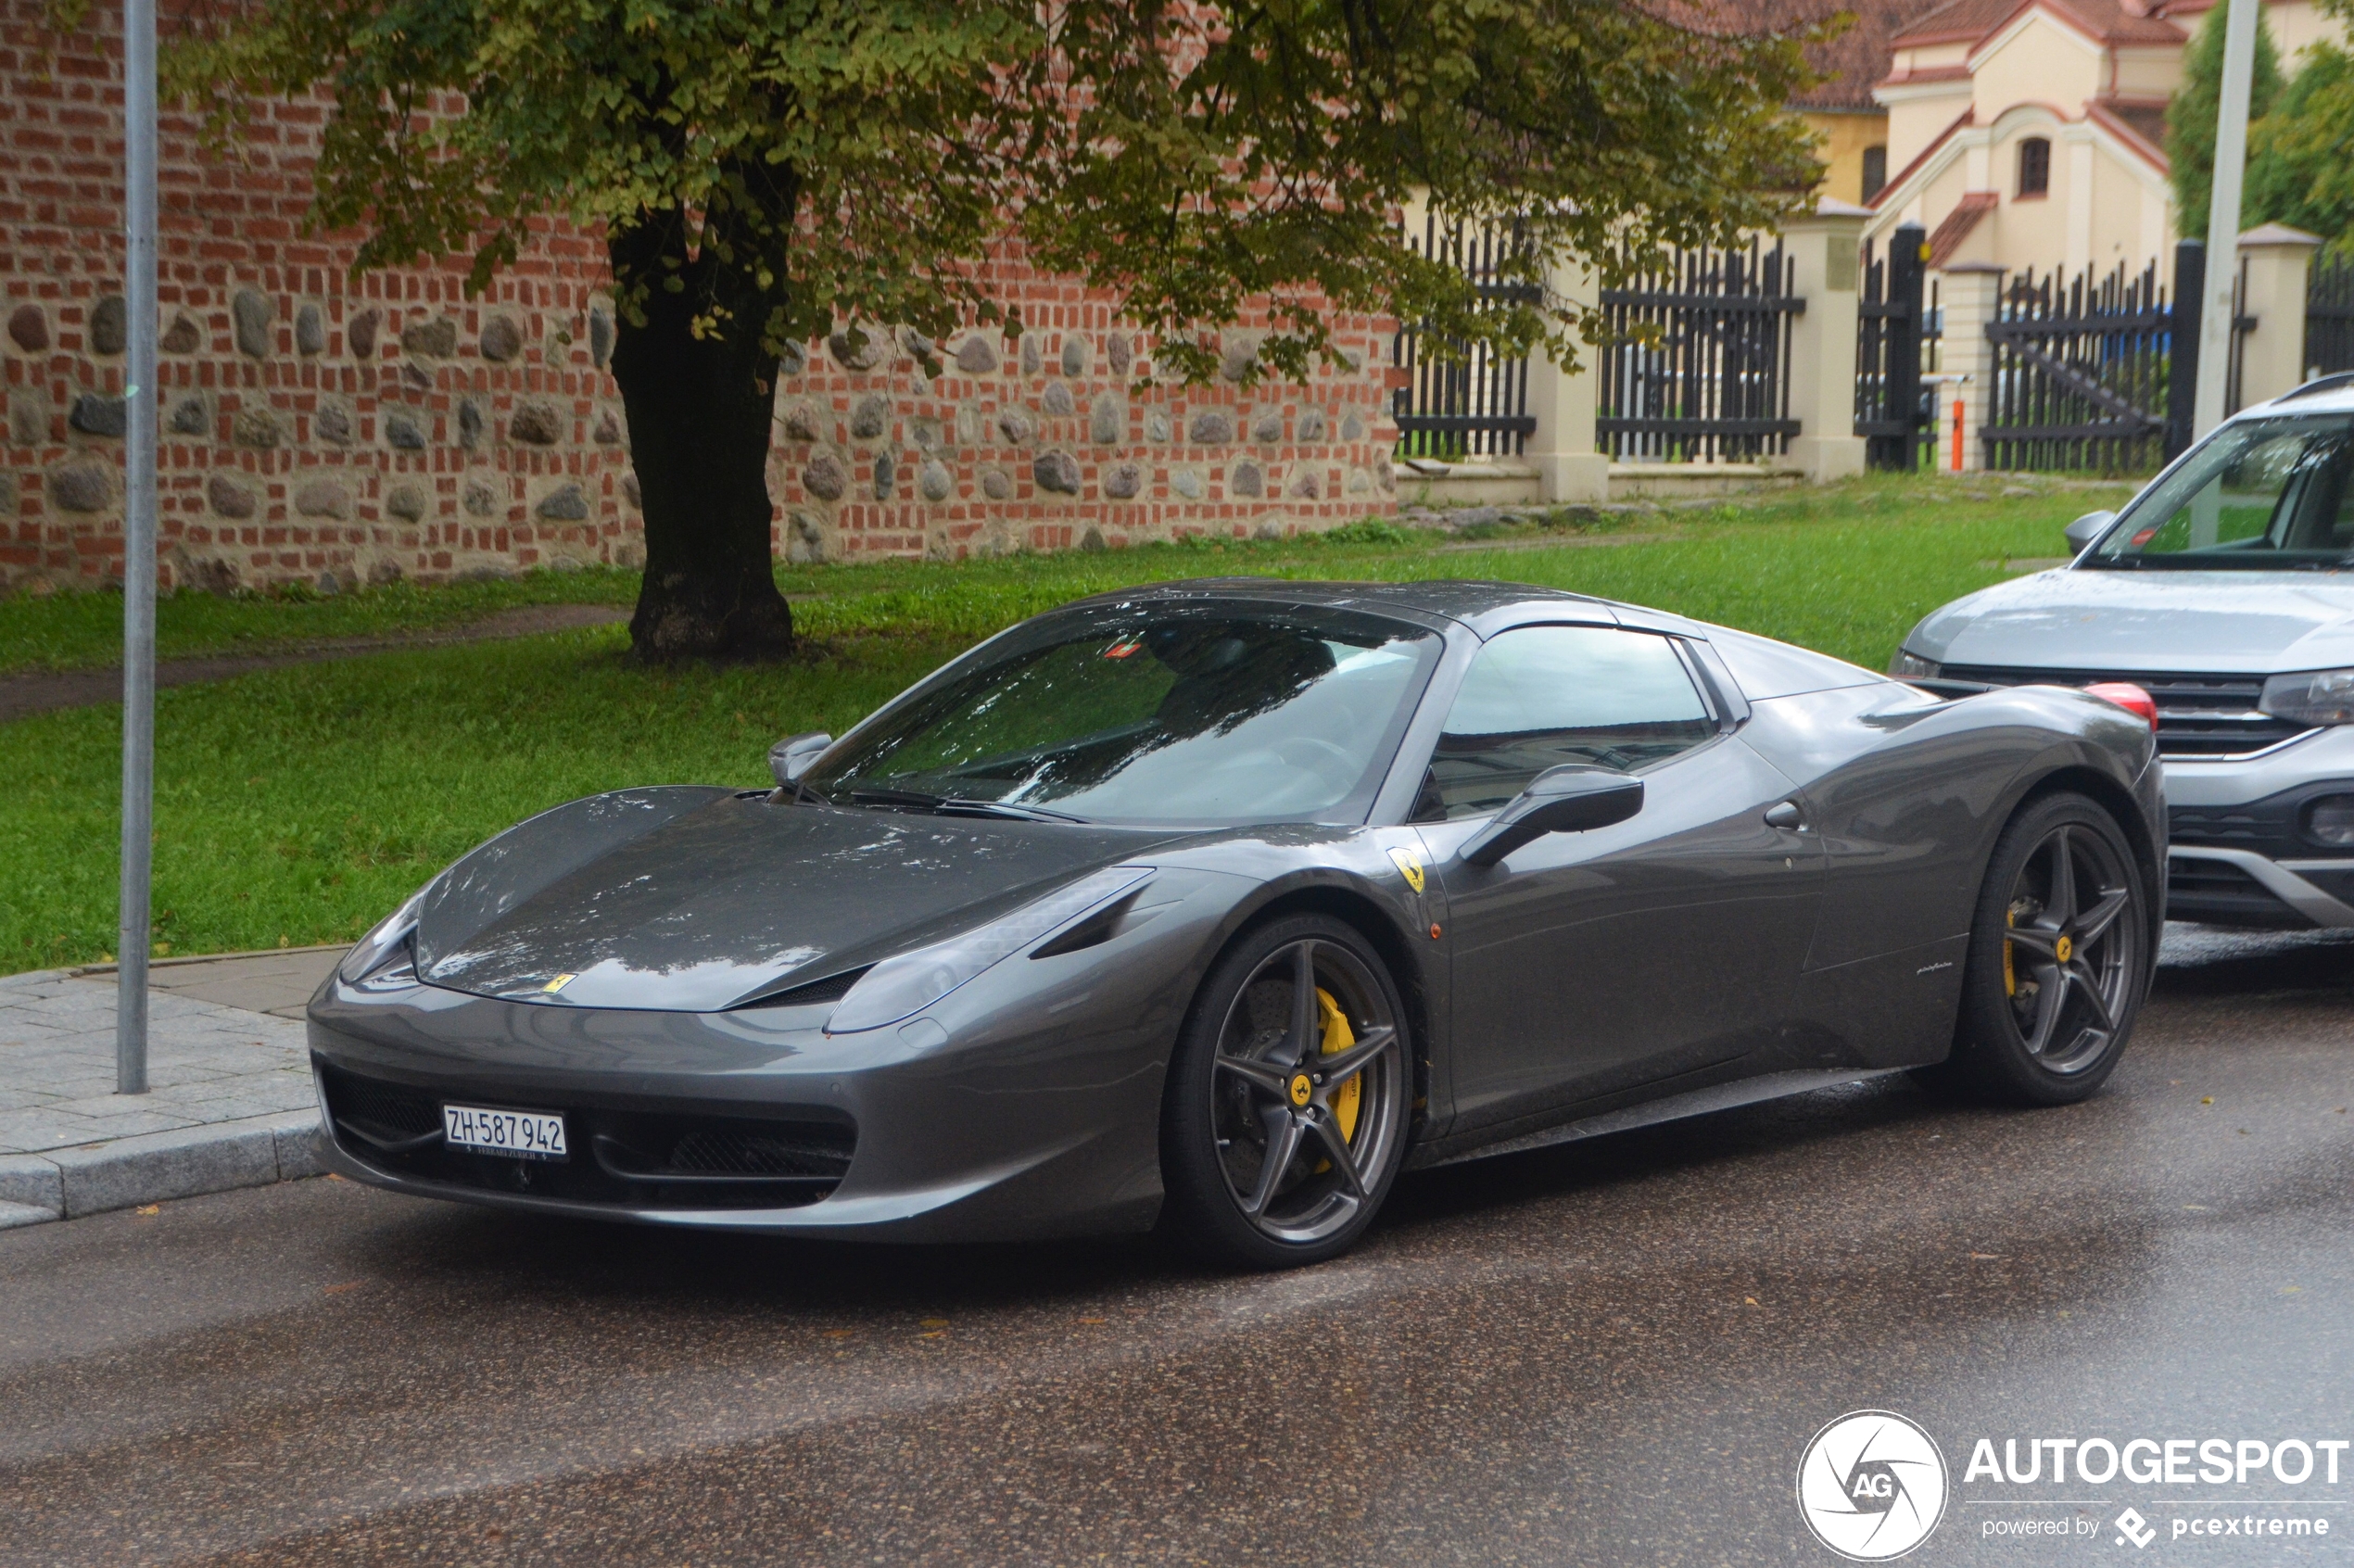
left=1798, top=1410, right=1951, bottom=1561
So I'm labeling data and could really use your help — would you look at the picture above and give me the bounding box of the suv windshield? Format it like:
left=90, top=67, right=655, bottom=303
left=802, top=602, right=1442, bottom=825
left=2087, top=413, right=2354, bottom=570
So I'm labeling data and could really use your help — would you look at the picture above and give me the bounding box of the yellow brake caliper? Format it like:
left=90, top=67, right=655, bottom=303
left=2004, top=909, right=2016, bottom=997
left=1317, top=988, right=1361, bottom=1143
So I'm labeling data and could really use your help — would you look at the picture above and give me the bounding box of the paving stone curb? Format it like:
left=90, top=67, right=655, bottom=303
left=0, top=1111, right=323, bottom=1225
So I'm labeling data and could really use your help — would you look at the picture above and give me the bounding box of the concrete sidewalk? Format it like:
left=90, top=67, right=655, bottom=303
left=0, top=946, right=341, bottom=1227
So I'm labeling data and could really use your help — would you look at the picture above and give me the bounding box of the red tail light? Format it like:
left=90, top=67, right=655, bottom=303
left=2083, top=681, right=2158, bottom=731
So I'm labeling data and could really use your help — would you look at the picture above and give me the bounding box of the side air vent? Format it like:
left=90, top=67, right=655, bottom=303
left=738, top=966, right=871, bottom=1009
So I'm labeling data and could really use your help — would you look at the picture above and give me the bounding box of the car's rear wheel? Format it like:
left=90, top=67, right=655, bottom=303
left=1922, top=791, right=2150, bottom=1105
left=1158, top=915, right=1411, bottom=1270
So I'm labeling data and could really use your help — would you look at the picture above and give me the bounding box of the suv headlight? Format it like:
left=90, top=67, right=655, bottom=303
left=1891, top=651, right=1942, bottom=680
left=2259, top=669, right=2354, bottom=727
left=826, top=866, right=1153, bottom=1034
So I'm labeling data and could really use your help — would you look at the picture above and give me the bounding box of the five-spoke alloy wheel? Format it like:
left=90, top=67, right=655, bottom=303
left=1929, top=791, right=2151, bottom=1104
left=1160, top=915, right=1411, bottom=1268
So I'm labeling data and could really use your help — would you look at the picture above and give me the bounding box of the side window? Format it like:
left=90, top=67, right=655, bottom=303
left=1413, top=626, right=1715, bottom=821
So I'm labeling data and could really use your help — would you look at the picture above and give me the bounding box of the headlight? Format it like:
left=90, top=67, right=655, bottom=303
left=336, top=885, right=429, bottom=983
left=1891, top=651, right=1942, bottom=679
left=826, top=866, right=1153, bottom=1034
left=2259, top=668, right=2354, bottom=727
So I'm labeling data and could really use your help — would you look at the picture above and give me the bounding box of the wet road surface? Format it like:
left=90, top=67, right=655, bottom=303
left=3, top=928, right=2348, bottom=1565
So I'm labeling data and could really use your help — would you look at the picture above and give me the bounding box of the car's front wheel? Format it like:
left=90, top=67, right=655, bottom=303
left=1158, top=915, right=1411, bottom=1270
left=1923, top=790, right=2152, bottom=1105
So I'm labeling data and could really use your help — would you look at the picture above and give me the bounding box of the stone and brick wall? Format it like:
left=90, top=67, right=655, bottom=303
left=0, top=0, right=1398, bottom=596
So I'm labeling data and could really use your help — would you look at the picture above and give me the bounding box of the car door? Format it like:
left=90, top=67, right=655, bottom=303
left=1415, top=624, right=1824, bottom=1134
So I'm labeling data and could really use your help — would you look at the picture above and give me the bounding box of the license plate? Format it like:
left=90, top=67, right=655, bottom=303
left=442, top=1104, right=568, bottom=1161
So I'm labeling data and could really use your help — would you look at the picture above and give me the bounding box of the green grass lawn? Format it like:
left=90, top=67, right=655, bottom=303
left=0, top=472, right=2134, bottom=974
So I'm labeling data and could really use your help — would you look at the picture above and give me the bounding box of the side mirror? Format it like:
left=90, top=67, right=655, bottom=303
left=1459, top=765, right=1645, bottom=868
left=768, top=731, right=833, bottom=789
left=2064, top=511, right=2116, bottom=555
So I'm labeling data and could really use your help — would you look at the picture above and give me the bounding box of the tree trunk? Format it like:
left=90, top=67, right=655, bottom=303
left=608, top=208, right=795, bottom=662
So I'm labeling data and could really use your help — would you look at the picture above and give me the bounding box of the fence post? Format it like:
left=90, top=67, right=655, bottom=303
left=2168, top=239, right=2205, bottom=460
left=2235, top=223, right=2322, bottom=404
left=1885, top=221, right=1928, bottom=468
left=1935, top=263, right=2004, bottom=472
left=1526, top=258, right=1610, bottom=503
left=1782, top=199, right=1869, bottom=482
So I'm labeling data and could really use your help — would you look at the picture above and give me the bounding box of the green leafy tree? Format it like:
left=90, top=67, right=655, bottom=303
left=166, top=0, right=1821, bottom=659
left=2246, top=14, right=2354, bottom=247
left=2167, top=1, right=2286, bottom=243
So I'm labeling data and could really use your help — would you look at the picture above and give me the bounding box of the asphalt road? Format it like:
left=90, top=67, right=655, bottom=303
left=3, top=927, right=2348, bottom=1567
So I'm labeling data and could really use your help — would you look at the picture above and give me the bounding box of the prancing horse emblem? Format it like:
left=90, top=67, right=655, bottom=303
left=1386, top=846, right=1426, bottom=894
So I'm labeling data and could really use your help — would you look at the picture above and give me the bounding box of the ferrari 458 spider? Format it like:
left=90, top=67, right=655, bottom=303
left=310, top=578, right=2164, bottom=1268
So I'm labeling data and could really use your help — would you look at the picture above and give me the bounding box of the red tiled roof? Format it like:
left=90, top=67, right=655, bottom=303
left=1891, top=0, right=2184, bottom=51
left=1927, top=190, right=1999, bottom=266
left=1664, top=0, right=1954, bottom=110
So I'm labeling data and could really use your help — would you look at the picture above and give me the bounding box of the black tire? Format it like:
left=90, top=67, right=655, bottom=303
left=1158, top=915, right=1412, bottom=1270
left=1918, top=790, right=2151, bottom=1106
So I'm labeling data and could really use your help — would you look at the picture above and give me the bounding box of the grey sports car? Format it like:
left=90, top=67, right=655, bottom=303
left=310, top=578, right=2165, bottom=1269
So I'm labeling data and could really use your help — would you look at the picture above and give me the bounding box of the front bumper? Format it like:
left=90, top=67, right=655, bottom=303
left=2164, top=727, right=2354, bottom=928
left=305, top=914, right=1211, bottom=1241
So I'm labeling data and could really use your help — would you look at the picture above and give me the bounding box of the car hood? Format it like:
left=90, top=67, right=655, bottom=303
left=1907, top=570, right=2354, bottom=675
left=417, top=793, right=1186, bottom=1012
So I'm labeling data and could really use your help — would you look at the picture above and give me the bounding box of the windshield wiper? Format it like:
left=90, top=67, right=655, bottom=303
left=847, top=788, right=1088, bottom=824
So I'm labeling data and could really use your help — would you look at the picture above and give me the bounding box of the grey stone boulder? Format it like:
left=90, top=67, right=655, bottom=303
left=232, top=408, right=281, bottom=449
left=8, top=303, right=49, bottom=352
left=955, top=336, right=997, bottom=373
left=384, top=411, right=428, bottom=449
left=1232, top=462, right=1264, bottom=498
left=89, top=295, right=126, bottom=355
left=295, top=303, right=324, bottom=355
left=851, top=393, right=892, bottom=440
left=160, top=313, right=201, bottom=354
left=536, top=484, right=589, bottom=521
left=1033, top=449, right=1082, bottom=494
left=918, top=459, right=953, bottom=501
left=995, top=407, right=1035, bottom=445
left=168, top=395, right=209, bottom=436
left=50, top=463, right=110, bottom=512
left=1060, top=337, right=1088, bottom=376
left=1253, top=411, right=1285, bottom=444
left=400, top=317, right=458, bottom=358
left=508, top=401, right=563, bottom=444
left=68, top=394, right=126, bottom=437
left=347, top=310, right=381, bottom=359
left=1091, top=394, right=1123, bottom=445
left=588, top=308, right=613, bottom=369
left=802, top=453, right=846, bottom=500
left=207, top=475, right=256, bottom=518
left=1104, top=462, right=1142, bottom=499
left=232, top=290, right=272, bottom=358
left=1041, top=382, right=1073, bottom=417
left=1188, top=410, right=1234, bottom=445
left=458, top=399, right=483, bottom=449
left=386, top=484, right=426, bottom=521
left=479, top=315, right=524, bottom=362
left=295, top=479, right=349, bottom=518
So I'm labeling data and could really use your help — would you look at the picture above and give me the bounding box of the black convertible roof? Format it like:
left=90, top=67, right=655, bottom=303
left=1069, top=576, right=1653, bottom=637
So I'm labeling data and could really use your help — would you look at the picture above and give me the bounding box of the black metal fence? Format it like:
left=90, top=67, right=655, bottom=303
left=1596, top=241, right=1803, bottom=462
left=1389, top=215, right=1538, bottom=460
left=1981, top=257, right=2176, bottom=474
left=2310, top=250, right=2354, bottom=377
left=1854, top=224, right=1937, bottom=469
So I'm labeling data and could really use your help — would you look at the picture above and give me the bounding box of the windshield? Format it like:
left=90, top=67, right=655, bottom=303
left=2087, top=414, right=2354, bottom=570
left=802, top=602, right=1442, bottom=825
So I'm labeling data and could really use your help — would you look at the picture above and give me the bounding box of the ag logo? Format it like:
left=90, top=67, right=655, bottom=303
left=1796, top=1410, right=1948, bottom=1561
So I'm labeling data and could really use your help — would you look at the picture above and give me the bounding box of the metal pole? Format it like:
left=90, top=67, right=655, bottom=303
left=2193, top=0, right=2259, bottom=439
left=117, top=0, right=158, bottom=1095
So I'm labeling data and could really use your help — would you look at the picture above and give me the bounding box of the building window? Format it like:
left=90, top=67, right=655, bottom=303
left=2017, top=137, right=2050, bottom=198
left=1861, top=145, right=1889, bottom=203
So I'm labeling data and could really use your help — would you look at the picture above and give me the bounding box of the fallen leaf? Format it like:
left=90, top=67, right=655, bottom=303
left=919, top=1317, right=949, bottom=1327
left=323, top=1282, right=363, bottom=1295
left=2200, top=1096, right=2214, bottom=1105
left=918, top=1331, right=945, bottom=1339
left=134, top=1205, right=159, bottom=1216
left=1969, top=1253, right=2004, bottom=1260
left=1743, top=1296, right=1759, bottom=1306
left=2282, top=1286, right=2303, bottom=1295
left=2183, top=1205, right=2209, bottom=1211
left=1078, top=1317, right=1107, bottom=1324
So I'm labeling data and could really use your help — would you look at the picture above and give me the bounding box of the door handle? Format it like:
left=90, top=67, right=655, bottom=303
left=1764, top=800, right=1804, bottom=830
